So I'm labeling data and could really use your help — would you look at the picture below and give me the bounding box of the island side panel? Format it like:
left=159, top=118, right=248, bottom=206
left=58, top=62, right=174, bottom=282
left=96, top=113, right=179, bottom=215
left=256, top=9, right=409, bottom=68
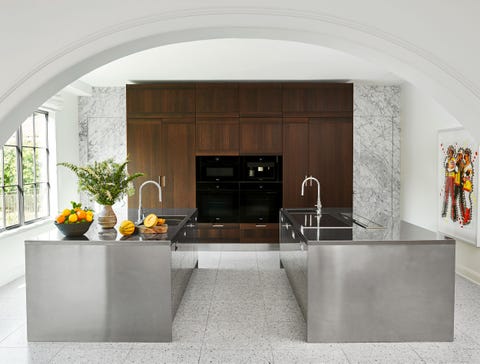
left=307, top=242, right=455, bottom=342
left=25, top=242, right=172, bottom=342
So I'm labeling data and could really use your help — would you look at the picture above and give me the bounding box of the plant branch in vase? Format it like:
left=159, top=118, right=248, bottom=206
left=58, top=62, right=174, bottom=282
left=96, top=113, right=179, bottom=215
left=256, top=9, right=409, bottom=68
left=58, top=158, right=144, bottom=229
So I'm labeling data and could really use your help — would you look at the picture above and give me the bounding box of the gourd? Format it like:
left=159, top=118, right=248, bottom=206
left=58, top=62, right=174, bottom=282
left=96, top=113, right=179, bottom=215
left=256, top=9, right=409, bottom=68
left=119, top=220, right=136, bottom=236
left=143, top=213, right=158, bottom=228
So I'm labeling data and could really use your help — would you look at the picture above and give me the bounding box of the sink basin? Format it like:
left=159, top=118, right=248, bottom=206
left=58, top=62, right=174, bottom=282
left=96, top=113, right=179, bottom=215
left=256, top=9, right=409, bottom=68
left=157, top=215, right=187, bottom=226
left=288, top=212, right=352, bottom=229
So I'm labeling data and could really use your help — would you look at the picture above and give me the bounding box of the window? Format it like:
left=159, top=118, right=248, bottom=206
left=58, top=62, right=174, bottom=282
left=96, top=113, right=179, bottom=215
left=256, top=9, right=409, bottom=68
left=1, top=111, right=50, bottom=230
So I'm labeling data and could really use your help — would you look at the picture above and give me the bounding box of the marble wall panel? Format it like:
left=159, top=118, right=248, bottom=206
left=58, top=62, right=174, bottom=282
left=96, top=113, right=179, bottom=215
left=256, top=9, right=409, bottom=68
left=354, top=84, right=400, bottom=117
left=353, top=84, right=401, bottom=228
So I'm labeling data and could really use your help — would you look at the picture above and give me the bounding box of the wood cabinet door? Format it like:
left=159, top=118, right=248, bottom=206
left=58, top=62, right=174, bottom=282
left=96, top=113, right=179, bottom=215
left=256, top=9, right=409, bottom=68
left=282, top=118, right=309, bottom=208
left=239, top=83, right=282, bottom=117
left=282, top=83, right=353, bottom=117
left=196, top=118, right=239, bottom=155
left=308, top=118, right=353, bottom=208
left=161, top=118, right=196, bottom=208
left=127, top=119, right=164, bottom=210
left=239, top=118, right=282, bottom=155
left=195, top=83, right=239, bottom=116
left=127, top=84, right=195, bottom=117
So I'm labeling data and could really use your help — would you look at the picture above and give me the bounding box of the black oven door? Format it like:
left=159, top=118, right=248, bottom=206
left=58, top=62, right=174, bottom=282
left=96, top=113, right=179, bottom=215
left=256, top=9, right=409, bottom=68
left=196, top=182, right=239, bottom=223
left=239, top=182, right=282, bottom=223
left=197, top=156, right=239, bottom=181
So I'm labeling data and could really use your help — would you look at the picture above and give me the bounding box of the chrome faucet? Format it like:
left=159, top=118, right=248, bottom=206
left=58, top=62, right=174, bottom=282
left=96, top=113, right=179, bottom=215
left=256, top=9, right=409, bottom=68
left=301, top=176, right=322, bottom=215
left=137, top=180, right=162, bottom=223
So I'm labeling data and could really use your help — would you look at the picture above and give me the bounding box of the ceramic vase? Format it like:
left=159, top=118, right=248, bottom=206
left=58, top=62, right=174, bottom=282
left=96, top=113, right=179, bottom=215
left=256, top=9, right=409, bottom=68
left=97, top=205, right=117, bottom=229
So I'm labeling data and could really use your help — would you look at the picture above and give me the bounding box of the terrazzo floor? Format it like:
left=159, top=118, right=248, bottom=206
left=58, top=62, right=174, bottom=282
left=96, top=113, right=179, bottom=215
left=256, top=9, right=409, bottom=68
left=1, top=249, right=480, bottom=363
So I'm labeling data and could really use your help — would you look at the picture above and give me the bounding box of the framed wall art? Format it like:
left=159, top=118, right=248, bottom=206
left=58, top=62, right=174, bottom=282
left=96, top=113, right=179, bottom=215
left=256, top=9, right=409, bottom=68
left=438, top=127, right=479, bottom=246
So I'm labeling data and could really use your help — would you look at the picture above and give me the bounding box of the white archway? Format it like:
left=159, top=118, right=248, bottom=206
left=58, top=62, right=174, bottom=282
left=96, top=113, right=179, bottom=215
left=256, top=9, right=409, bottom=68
left=1, top=8, right=479, bottom=143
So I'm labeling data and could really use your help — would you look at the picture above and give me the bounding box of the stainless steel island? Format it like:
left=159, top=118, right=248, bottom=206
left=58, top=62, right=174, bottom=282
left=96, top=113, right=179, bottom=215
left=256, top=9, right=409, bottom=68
left=280, top=208, right=455, bottom=343
left=25, top=208, right=197, bottom=342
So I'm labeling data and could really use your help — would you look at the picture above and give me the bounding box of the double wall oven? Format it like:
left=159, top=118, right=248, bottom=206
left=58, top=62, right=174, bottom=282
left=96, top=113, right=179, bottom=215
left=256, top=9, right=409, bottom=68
left=196, top=156, right=282, bottom=224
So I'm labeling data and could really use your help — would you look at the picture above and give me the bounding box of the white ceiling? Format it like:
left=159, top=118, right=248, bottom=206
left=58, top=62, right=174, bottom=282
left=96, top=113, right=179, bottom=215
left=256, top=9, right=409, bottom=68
left=79, top=39, right=402, bottom=87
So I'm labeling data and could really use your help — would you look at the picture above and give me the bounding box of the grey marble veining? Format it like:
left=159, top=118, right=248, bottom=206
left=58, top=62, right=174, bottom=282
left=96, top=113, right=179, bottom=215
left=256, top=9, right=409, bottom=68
left=353, top=84, right=400, bottom=227
left=354, top=84, right=401, bottom=117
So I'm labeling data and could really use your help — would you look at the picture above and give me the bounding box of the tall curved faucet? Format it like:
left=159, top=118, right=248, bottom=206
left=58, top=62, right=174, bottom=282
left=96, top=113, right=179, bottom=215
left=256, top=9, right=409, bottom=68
left=301, top=176, right=322, bottom=215
left=137, top=180, right=162, bottom=223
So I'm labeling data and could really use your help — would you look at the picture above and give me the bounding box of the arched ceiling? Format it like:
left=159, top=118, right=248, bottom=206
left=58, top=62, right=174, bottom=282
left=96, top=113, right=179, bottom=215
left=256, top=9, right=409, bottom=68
left=79, top=39, right=401, bottom=86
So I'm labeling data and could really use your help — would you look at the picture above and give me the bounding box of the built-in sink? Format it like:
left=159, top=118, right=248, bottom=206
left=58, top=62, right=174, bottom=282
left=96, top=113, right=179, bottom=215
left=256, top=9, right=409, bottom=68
left=158, top=215, right=187, bottom=226
left=287, top=210, right=353, bottom=229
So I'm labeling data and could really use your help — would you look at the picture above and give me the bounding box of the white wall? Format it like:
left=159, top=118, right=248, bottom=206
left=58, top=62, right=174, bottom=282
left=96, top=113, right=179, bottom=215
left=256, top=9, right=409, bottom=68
left=401, top=83, right=480, bottom=284
left=54, top=91, right=80, bottom=210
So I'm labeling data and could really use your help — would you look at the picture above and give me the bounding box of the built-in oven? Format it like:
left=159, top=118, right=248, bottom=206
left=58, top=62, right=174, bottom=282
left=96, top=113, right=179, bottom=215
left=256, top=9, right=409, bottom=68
left=239, top=182, right=282, bottom=223
left=196, top=182, right=239, bottom=223
left=196, top=156, right=239, bottom=182
left=241, top=156, right=282, bottom=181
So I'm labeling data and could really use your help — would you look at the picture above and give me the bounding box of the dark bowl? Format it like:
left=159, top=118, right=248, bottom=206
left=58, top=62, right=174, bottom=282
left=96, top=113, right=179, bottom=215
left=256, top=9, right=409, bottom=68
left=54, top=221, right=93, bottom=237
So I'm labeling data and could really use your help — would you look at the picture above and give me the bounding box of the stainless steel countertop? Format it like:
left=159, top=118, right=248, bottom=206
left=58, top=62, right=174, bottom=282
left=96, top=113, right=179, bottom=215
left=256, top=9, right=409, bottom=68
left=281, top=208, right=454, bottom=245
left=25, top=208, right=197, bottom=246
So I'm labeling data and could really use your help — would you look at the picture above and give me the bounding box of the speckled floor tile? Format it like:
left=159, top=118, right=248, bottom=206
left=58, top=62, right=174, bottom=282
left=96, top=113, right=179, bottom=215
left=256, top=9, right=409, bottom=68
left=212, top=284, right=264, bottom=302
left=208, top=300, right=266, bottom=323
left=124, top=348, right=201, bottom=364
left=172, top=319, right=206, bottom=343
left=266, top=320, right=307, bottom=348
left=50, top=347, right=131, bottom=364
left=341, top=343, right=424, bottom=364
left=182, top=282, right=215, bottom=302
left=0, top=346, right=62, bottom=364
left=174, top=299, right=211, bottom=325
left=203, top=320, right=270, bottom=350
left=264, top=298, right=303, bottom=322
left=199, top=348, right=273, bottom=364
left=412, top=346, right=480, bottom=364
left=273, top=345, right=349, bottom=364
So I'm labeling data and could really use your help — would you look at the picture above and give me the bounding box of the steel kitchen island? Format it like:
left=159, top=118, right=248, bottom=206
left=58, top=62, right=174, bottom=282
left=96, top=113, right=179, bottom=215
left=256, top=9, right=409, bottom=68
left=280, top=208, right=456, bottom=343
left=25, top=208, right=197, bottom=342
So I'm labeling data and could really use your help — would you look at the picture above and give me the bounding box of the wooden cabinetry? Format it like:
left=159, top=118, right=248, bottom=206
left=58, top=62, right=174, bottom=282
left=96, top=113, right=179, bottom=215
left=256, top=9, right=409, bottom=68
left=240, top=223, right=278, bottom=244
left=283, top=117, right=352, bottom=208
left=239, top=83, right=282, bottom=117
left=196, top=223, right=240, bottom=244
left=127, top=84, right=195, bottom=117
left=283, top=83, right=353, bottom=117
left=127, top=118, right=195, bottom=209
left=195, top=83, right=239, bottom=116
left=196, top=118, right=239, bottom=155
left=239, top=118, right=282, bottom=155
left=283, top=118, right=309, bottom=208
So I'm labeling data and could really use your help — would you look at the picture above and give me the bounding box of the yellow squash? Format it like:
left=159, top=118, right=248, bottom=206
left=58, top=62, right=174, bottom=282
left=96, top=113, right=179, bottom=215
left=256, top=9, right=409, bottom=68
left=143, top=213, right=158, bottom=228
left=119, top=220, right=136, bottom=236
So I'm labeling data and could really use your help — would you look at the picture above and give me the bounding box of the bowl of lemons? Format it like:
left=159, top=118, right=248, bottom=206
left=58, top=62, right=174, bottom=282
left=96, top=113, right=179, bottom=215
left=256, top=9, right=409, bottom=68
left=55, top=201, right=94, bottom=237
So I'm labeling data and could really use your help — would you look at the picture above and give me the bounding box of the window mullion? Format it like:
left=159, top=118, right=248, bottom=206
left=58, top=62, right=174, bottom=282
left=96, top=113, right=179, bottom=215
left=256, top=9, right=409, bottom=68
left=17, top=127, right=24, bottom=225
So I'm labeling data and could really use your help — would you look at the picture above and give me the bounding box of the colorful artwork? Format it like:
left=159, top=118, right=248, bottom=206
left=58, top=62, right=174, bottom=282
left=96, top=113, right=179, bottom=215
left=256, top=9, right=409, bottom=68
left=438, top=128, right=479, bottom=246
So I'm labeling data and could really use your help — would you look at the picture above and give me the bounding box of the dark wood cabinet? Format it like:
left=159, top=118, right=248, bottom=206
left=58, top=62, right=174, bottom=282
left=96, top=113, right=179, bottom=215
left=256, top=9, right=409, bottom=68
left=127, top=81, right=353, bottom=235
left=239, top=83, right=282, bottom=117
left=283, top=117, right=353, bottom=208
left=283, top=83, right=353, bottom=117
left=195, top=83, right=239, bottom=116
left=196, top=118, right=239, bottom=155
left=283, top=118, right=309, bottom=208
left=127, top=118, right=196, bottom=209
left=196, top=223, right=240, bottom=243
left=239, top=117, right=282, bottom=155
left=240, top=223, right=278, bottom=244
left=308, top=118, right=353, bottom=208
left=127, top=84, right=195, bottom=117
